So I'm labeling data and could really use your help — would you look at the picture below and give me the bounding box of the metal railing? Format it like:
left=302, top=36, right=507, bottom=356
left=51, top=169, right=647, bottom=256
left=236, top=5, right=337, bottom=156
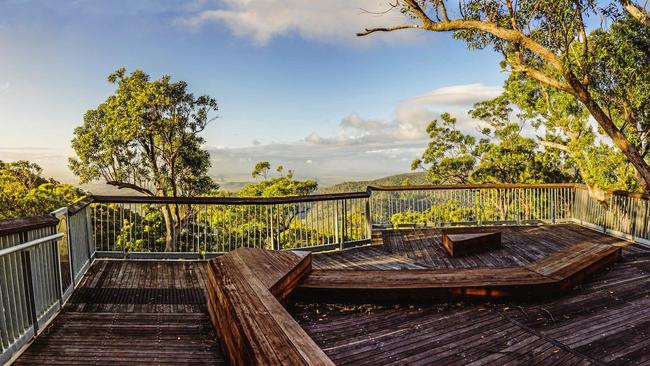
left=2, top=182, right=650, bottom=362
left=369, top=184, right=576, bottom=227
left=573, top=188, right=650, bottom=246
left=0, top=206, right=95, bottom=364
left=89, top=192, right=372, bottom=258
left=58, top=183, right=650, bottom=258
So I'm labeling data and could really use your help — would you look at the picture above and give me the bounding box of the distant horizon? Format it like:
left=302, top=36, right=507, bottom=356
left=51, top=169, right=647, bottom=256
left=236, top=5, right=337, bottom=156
left=1, top=1, right=505, bottom=188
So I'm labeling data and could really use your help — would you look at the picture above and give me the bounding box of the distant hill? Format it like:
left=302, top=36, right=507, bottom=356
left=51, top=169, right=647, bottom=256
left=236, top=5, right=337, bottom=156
left=319, top=172, right=428, bottom=194
left=216, top=181, right=252, bottom=193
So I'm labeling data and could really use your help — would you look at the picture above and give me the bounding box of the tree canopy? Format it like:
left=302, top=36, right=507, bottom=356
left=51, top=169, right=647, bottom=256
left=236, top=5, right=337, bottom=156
left=361, top=1, right=650, bottom=192
left=412, top=107, right=574, bottom=184
left=69, top=68, right=219, bottom=251
left=0, top=160, right=85, bottom=219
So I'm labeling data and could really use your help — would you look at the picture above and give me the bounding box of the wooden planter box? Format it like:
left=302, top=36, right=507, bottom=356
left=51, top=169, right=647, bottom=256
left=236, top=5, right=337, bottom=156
left=441, top=230, right=501, bottom=257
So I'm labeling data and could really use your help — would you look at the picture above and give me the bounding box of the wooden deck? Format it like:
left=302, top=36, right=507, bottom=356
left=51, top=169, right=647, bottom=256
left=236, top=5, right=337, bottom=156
left=13, top=260, right=225, bottom=366
left=206, top=247, right=332, bottom=365
left=292, top=224, right=650, bottom=365
left=11, top=223, right=650, bottom=366
left=311, top=224, right=629, bottom=270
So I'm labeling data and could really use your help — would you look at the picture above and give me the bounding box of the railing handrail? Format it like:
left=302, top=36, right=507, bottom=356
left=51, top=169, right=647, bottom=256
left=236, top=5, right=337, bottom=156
left=89, top=191, right=371, bottom=205
left=0, top=215, right=60, bottom=236
left=0, top=233, right=64, bottom=257
left=368, top=183, right=582, bottom=191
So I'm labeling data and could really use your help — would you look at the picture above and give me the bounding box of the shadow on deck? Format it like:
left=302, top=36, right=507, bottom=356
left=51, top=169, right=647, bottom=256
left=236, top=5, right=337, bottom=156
left=13, top=260, right=225, bottom=366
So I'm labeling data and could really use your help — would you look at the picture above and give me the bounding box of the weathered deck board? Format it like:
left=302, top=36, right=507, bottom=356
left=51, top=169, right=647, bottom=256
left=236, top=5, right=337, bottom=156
left=206, top=248, right=333, bottom=366
left=13, top=260, right=225, bottom=366
left=292, top=225, right=650, bottom=365
left=380, top=224, right=628, bottom=269
left=300, top=235, right=622, bottom=302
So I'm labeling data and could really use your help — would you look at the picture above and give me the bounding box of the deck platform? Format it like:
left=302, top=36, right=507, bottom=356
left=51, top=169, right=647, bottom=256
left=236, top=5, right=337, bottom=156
left=13, top=260, right=225, bottom=366
left=11, top=223, right=650, bottom=366
left=292, top=224, right=650, bottom=365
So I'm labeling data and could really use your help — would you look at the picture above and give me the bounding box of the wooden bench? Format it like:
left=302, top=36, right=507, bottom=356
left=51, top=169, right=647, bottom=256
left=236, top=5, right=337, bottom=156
left=297, top=242, right=621, bottom=303
left=206, top=248, right=334, bottom=366
left=525, top=243, right=622, bottom=290
left=441, top=230, right=501, bottom=257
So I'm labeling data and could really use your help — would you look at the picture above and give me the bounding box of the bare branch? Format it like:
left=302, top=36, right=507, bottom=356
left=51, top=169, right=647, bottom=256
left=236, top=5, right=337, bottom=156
left=357, top=24, right=422, bottom=36
left=106, top=181, right=155, bottom=196
left=510, top=62, right=573, bottom=93
left=624, top=3, right=650, bottom=27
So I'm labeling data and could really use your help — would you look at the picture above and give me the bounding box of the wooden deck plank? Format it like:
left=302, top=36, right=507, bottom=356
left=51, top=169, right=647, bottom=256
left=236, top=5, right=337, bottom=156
left=292, top=224, right=648, bottom=366
left=13, top=260, right=226, bottom=366
left=206, top=248, right=334, bottom=366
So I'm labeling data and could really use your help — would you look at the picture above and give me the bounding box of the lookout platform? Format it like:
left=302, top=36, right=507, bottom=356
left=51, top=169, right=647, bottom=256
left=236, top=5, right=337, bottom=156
left=11, top=224, right=650, bottom=365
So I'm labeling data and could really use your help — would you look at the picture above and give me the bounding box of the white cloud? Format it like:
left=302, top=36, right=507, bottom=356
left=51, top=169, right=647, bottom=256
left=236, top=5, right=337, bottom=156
left=305, top=83, right=502, bottom=146
left=0, top=81, right=10, bottom=95
left=179, top=0, right=415, bottom=44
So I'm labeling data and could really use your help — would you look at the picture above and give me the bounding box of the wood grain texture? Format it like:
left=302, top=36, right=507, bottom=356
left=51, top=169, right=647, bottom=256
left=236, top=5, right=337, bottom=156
left=206, top=248, right=334, bottom=366
left=293, top=242, right=650, bottom=365
left=13, top=260, right=225, bottom=366
left=442, top=230, right=502, bottom=257
left=299, top=226, right=622, bottom=303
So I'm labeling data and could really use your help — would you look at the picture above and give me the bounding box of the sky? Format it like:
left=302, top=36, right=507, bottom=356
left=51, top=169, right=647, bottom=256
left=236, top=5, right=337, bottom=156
left=0, top=0, right=507, bottom=188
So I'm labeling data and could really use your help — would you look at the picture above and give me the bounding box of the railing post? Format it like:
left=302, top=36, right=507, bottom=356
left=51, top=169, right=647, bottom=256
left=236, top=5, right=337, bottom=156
left=341, top=199, right=347, bottom=250
left=270, top=205, right=277, bottom=250
left=478, top=189, right=483, bottom=226
left=85, top=207, right=95, bottom=259
left=334, top=201, right=340, bottom=250
left=365, top=197, right=372, bottom=241
left=20, top=249, right=38, bottom=335
left=552, top=189, right=557, bottom=224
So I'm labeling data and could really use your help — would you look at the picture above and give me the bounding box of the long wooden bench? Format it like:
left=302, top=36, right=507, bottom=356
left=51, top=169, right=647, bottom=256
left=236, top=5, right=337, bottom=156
left=297, top=243, right=621, bottom=303
left=206, top=248, right=334, bottom=366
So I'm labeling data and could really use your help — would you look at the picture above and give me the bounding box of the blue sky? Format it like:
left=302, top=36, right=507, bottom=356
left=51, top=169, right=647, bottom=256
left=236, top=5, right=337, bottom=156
left=0, top=0, right=506, bottom=188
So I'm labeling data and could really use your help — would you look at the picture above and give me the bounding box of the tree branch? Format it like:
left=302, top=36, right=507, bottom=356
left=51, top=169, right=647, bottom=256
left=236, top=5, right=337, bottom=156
left=106, top=181, right=155, bottom=196
left=510, top=62, right=573, bottom=94
left=358, top=15, right=564, bottom=71
left=357, top=24, right=422, bottom=36
left=624, top=3, right=650, bottom=27
left=537, top=137, right=569, bottom=152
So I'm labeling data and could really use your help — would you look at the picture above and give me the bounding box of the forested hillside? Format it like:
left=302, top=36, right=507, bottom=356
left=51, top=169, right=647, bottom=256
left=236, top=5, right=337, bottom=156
left=319, top=172, right=427, bottom=194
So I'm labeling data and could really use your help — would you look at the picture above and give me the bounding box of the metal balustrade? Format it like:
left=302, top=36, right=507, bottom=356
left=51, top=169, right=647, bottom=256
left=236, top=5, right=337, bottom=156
left=369, top=184, right=576, bottom=227
left=0, top=208, right=94, bottom=364
left=2, top=182, right=650, bottom=363
left=89, top=193, right=372, bottom=257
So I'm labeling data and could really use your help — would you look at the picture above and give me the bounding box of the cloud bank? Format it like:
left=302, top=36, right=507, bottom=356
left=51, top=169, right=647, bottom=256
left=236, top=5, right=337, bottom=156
left=5, top=84, right=502, bottom=189
left=180, top=0, right=415, bottom=44
left=303, top=83, right=502, bottom=147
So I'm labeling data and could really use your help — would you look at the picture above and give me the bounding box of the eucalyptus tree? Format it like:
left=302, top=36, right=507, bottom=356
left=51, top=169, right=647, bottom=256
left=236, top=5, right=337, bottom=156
left=360, top=0, right=650, bottom=191
left=69, top=68, right=218, bottom=251
left=0, top=160, right=84, bottom=219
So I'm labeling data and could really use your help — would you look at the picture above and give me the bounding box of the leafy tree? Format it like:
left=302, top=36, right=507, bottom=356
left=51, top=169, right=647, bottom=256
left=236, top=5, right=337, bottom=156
left=201, top=163, right=319, bottom=250
left=412, top=110, right=572, bottom=184
left=252, top=161, right=271, bottom=180
left=411, top=113, right=478, bottom=184
left=0, top=160, right=85, bottom=219
left=69, top=68, right=219, bottom=251
left=360, top=1, right=650, bottom=191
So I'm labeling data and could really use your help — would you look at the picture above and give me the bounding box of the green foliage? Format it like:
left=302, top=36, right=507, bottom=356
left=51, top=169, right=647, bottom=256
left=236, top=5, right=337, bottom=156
left=390, top=200, right=470, bottom=227
left=0, top=160, right=85, bottom=219
left=413, top=109, right=573, bottom=185
left=252, top=161, right=271, bottom=180
left=69, top=68, right=219, bottom=251
left=373, top=1, right=650, bottom=190
left=69, top=68, right=218, bottom=196
left=199, top=163, right=319, bottom=250
left=413, top=113, right=478, bottom=184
